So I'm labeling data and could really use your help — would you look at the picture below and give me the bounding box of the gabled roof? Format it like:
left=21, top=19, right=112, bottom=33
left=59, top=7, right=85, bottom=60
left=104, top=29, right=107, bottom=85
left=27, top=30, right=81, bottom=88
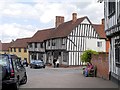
left=50, top=16, right=87, bottom=39
left=10, top=38, right=31, bottom=48
left=29, top=16, right=106, bottom=43
left=93, top=24, right=106, bottom=39
left=0, top=43, right=11, bottom=51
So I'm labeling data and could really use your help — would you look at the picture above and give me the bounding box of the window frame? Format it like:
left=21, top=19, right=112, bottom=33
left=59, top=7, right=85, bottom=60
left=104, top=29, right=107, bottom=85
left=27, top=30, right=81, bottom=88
left=24, top=48, right=27, bottom=53
left=115, top=37, right=120, bottom=67
left=18, top=48, right=21, bottom=52
left=35, top=43, right=37, bottom=48
left=14, top=48, right=16, bottom=52
left=108, top=1, right=116, bottom=18
left=97, top=41, right=102, bottom=47
left=52, top=39, right=56, bottom=46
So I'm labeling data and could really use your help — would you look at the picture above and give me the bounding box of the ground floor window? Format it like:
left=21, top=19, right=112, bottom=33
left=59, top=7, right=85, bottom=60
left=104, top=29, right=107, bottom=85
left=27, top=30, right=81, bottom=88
left=115, top=36, right=120, bottom=67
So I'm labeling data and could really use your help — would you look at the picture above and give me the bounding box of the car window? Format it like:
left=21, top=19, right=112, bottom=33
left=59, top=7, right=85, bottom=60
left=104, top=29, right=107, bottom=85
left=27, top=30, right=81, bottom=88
left=0, top=56, right=8, bottom=66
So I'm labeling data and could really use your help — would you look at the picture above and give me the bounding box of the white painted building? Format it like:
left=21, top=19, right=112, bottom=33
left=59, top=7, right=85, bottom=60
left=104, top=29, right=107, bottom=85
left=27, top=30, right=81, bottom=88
left=104, top=0, right=120, bottom=84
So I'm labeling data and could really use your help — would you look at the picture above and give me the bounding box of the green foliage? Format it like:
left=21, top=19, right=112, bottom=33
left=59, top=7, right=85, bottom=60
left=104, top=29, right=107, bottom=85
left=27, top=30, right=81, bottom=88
left=81, top=50, right=98, bottom=63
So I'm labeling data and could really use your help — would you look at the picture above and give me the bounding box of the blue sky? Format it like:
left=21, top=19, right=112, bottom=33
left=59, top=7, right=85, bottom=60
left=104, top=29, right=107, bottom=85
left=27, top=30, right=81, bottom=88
left=0, top=0, right=104, bottom=43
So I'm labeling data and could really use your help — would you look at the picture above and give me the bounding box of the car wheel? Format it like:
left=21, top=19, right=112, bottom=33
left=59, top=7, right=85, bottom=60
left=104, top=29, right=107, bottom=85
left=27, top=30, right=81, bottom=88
left=30, top=65, right=32, bottom=68
left=20, top=74, right=27, bottom=85
left=13, top=80, right=19, bottom=90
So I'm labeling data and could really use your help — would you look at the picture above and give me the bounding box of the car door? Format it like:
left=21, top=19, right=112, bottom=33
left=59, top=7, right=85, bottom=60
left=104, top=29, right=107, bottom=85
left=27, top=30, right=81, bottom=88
left=15, top=59, right=25, bottom=81
left=0, top=65, right=2, bottom=90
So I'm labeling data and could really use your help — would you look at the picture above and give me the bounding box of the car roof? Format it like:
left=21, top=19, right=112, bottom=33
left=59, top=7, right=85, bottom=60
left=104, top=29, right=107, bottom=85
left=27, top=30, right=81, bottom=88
left=0, top=54, right=18, bottom=59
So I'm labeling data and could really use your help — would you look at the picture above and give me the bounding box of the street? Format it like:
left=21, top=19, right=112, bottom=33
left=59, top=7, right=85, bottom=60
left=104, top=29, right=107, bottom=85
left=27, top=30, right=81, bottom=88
left=20, top=66, right=118, bottom=88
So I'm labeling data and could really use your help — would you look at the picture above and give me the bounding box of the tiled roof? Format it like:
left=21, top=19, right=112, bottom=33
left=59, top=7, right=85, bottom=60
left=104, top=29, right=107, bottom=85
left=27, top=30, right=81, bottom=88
left=10, top=38, right=31, bottom=48
left=29, top=28, right=55, bottom=43
left=50, top=16, right=87, bottom=39
left=0, top=43, right=11, bottom=51
left=29, top=16, right=86, bottom=43
left=29, top=16, right=106, bottom=43
left=93, top=24, right=106, bottom=39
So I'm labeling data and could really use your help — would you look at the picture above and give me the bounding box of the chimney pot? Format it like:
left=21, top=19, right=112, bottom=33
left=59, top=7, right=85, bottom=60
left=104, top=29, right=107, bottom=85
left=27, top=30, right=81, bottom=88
left=72, top=13, right=77, bottom=22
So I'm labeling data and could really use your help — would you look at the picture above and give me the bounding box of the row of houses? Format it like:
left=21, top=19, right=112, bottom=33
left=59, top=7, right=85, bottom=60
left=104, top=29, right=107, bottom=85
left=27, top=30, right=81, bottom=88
left=0, top=13, right=109, bottom=66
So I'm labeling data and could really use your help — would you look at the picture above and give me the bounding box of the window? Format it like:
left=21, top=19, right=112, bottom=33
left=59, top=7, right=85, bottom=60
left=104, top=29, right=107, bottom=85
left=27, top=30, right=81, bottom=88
left=59, top=52, right=61, bottom=56
left=108, top=1, right=115, bottom=17
left=11, top=48, right=12, bottom=52
left=52, top=40, right=55, bottom=46
left=97, top=41, right=102, bottom=47
left=29, top=43, right=32, bottom=48
left=24, top=48, right=27, bottom=52
left=61, top=38, right=65, bottom=45
left=35, top=43, right=37, bottom=48
left=14, top=48, right=16, bottom=52
left=115, top=37, right=120, bottom=67
left=48, top=41, right=50, bottom=46
left=18, top=48, right=21, bottom=52
left=117, top=1, right=120, bottom=24
left=41, top=43, right=43, bottom=48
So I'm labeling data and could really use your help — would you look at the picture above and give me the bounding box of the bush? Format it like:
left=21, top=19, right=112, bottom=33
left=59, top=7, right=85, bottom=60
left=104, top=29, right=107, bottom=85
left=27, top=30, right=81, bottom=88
left=81, top=50, right=98, bottom=63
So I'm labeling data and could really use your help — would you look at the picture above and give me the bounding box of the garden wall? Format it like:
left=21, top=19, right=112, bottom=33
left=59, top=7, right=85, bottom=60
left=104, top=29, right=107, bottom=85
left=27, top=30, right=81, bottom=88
left=91, top=52, right=109, bottom=80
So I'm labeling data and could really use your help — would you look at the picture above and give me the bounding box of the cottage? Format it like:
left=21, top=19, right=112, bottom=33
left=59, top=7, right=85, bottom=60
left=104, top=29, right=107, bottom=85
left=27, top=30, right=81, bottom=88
left=28, top=13, right=107, bottom=66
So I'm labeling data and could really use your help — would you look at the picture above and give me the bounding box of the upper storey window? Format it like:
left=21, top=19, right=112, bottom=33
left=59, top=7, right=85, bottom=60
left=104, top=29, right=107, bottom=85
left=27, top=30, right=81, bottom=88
left=108, top=1, right=115, bottom=18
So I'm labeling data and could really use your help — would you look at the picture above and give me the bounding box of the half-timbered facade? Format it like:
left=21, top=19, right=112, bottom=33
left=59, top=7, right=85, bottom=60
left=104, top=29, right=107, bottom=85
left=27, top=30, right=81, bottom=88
left=28, top=13, right=107, bottom=66
left=104, top=0, right=120, bottom=84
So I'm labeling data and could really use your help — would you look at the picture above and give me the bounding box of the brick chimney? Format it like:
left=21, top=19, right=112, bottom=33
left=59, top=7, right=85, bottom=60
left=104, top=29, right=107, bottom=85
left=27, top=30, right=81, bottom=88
left=72, top=13, right=77, bottom=22
left=102, top=18, right=105, bottom=25
left=55, top=16, right=64, bottom=27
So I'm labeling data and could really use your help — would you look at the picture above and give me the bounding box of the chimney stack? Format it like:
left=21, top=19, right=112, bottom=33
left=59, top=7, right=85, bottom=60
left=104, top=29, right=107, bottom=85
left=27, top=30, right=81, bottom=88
left=72, top=13, right=77, bottom=22
left=55, top=16, right=64, bottom=27
left=102, top=18, right=105, bottom=25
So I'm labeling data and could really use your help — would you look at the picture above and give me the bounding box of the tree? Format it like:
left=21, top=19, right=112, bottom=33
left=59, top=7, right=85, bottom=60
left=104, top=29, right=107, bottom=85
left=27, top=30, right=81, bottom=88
left=81, top=50, right=98, bottom=63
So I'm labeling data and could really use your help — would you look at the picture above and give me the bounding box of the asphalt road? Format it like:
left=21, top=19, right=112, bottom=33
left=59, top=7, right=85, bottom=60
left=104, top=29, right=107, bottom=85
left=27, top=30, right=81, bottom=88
left=20, top=66, right=118, bottom=88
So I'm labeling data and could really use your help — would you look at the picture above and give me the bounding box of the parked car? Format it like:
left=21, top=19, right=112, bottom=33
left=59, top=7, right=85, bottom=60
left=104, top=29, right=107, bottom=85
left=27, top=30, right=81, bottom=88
left=0, top=65, right=2, bottom=90
left=0, top=54, right=27, bottom=90
left=30, top=60, right=45, bottom=69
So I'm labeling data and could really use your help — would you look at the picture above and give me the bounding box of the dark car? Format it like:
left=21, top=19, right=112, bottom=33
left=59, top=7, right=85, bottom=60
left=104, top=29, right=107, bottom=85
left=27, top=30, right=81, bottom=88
left=0, top=65, right=2, bottom=90
left=30, top=60, right=45, bottom=69
left=0, top=54, right=27, bottom=90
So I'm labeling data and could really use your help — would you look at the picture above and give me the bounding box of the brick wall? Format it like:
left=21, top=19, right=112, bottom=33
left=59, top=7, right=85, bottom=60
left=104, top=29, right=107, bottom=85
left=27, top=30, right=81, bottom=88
left=91, top=52, right=109, bottom=80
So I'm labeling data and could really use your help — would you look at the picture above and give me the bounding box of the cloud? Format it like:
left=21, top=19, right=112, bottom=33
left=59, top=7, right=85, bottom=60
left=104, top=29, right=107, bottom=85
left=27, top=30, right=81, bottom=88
left=0, top=23, right=37, bottom=42
left=0, top=0, right=104, bottom=42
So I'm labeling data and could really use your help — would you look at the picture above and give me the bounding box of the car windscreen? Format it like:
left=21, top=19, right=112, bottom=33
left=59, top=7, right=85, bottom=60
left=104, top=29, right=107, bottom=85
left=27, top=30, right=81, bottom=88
left=34, top=61, right=43, bottom=64
left=0, top=55, right=8, bottom=66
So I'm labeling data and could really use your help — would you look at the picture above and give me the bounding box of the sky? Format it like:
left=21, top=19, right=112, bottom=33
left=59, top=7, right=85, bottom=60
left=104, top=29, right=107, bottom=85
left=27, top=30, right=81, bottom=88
left=0, top=0, right=104, bottom=43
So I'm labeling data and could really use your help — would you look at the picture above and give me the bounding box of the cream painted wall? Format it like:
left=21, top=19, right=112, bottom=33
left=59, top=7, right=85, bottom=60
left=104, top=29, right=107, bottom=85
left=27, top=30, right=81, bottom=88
left=9, top=48, right=29, bottom=63
left=86, top=38, right=106, bottom=52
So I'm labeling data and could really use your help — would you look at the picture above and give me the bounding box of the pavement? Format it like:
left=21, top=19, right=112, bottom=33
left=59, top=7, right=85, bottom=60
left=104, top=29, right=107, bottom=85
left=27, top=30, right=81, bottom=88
left=20, top=66, right=119, bottom=88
